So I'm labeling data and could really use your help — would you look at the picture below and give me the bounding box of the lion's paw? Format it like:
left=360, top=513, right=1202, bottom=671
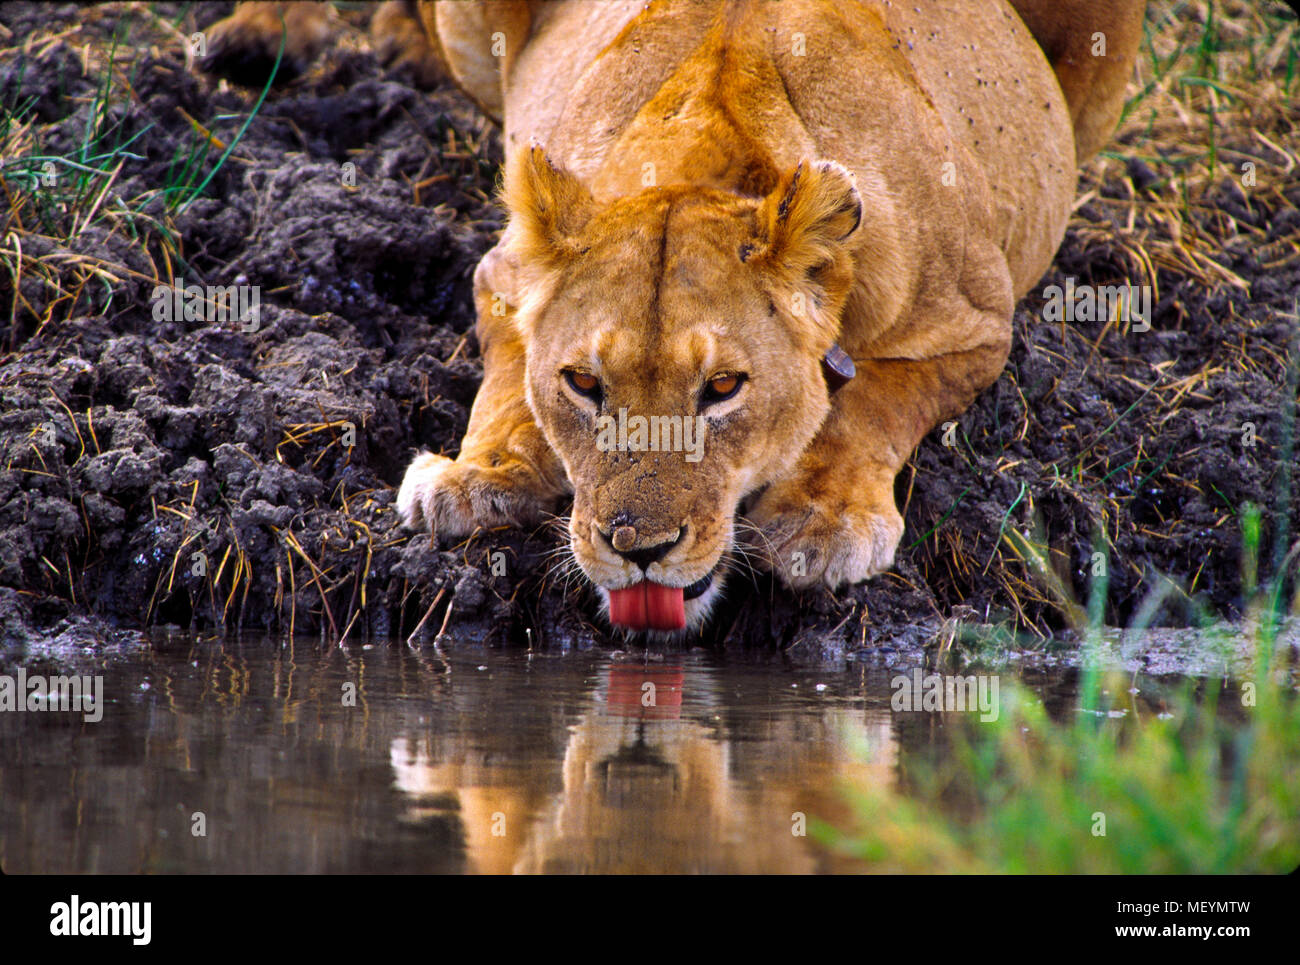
left=371, top=0, right=446, bottom=88
left=742, top=495, right=904, bottom=591
left=396, top=452, right=550, bottom=539
left=198, top=2, right=335, bottom=87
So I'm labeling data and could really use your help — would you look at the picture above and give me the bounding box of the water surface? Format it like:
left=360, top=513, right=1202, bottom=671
left=0, top=635, right=1198, bottom=873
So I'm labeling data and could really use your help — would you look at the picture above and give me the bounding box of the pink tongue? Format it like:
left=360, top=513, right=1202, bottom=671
left=608, top=581, right=685, bottom=631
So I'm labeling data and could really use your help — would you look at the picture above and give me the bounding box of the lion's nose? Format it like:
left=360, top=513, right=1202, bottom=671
left=599, top=524, right=684, bottom=571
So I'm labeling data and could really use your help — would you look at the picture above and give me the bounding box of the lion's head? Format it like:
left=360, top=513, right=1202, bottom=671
left=504, top=146, right=864, bottom=633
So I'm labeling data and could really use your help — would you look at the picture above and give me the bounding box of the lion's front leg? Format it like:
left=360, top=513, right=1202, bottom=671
left=397, top=245, right=570, bottom=539
left=740, top=384, right=904, bottom=590
left=743, top=346, right=1006, bottom=590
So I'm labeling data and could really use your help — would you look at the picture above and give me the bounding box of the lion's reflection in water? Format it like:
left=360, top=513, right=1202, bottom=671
left=390, top=662, right=896, bottom=873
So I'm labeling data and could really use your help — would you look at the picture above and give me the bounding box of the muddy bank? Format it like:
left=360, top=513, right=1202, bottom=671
left=1, top=2, right=1298, bottom=661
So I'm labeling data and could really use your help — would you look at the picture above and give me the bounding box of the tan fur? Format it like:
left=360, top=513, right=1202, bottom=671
left=200, top=1, right=1146, bottom=629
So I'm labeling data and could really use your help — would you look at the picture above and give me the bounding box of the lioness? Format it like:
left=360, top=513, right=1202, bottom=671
left=203, top=1, right=1144, bottom=633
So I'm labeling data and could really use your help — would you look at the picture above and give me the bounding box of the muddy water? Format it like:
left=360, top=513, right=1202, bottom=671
left=1, top=637, right=1092, bottom=873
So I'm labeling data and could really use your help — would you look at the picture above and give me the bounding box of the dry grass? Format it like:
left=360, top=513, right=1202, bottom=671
left=0, top=4, right=273, bottom=348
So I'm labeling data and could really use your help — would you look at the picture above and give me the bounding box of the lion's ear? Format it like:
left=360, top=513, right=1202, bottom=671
left=752, top=160, right=863, bottom=344
left=763, top=160, right=863, bottom=250
left=504, top=144, right=595, bottom=266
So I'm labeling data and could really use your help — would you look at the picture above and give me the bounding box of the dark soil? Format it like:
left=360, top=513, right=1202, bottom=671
left=1, top=2, right=1297, bottom=661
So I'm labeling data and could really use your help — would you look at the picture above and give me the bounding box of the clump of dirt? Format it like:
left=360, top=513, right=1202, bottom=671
left=0, top=2, right=504, bottom=648
left=0, top=2, right=1296, bottom=659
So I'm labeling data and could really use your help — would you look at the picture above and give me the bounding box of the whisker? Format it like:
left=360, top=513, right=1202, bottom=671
left=731, top=517, right=780, bottom=569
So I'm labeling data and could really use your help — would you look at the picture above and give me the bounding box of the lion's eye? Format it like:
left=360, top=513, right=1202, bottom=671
left=701, top=373, right=744, bottom=406
left=564, top=370, right=602, bottom=401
